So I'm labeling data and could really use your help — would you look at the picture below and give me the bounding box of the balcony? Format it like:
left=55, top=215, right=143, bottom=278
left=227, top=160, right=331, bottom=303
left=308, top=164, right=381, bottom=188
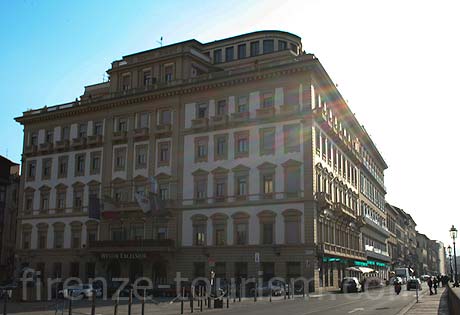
left=191, top=117, right=209, bottom=129
left=71, top=137, right=87, bottom=149
left=320, top=242, right=366, bottom=260
left=256, top=106, right=276, bottom=119
left=133, top=128, right=149, bottom=140
left=230, top=111, right=250, bottom=123
left=24, top=145, right=37, bottom=155
left=333, top=202, right=356, bottom=220
left=312, top=107, right=328, bottom=123
left=112, top=130, right=128, bottom=142
left=280, top=103, right=300, bottom=115
left=315, top=192, right=333, bottom=210
left=55, top=140, right=69, bottom=150
left=155, top=123, right=172, bottom=135
left=88, top=239, right=175, bottom=252
left=39, top=142, right=53, bottom=153
left=87, top=135, right=104, bottom=146
left=210, top=114, right=228, bottom=127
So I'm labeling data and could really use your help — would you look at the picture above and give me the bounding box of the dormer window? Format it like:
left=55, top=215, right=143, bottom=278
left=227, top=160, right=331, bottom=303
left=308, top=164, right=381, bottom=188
left=263, top=40, right=274, bottom=54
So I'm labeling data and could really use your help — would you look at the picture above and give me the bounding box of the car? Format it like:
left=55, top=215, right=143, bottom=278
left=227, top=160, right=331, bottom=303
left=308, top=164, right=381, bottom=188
left=407, top=278, right=421, bottom=291
left=249, top=280, right=288, bottom=297
left=59, top=284, right=102, bottom=299
left=340, top=277, right=362, bottom=293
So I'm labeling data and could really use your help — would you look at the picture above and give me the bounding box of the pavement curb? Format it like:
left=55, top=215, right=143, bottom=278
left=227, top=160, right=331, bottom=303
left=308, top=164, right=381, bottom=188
left=396, top=289, right=429, bottom=315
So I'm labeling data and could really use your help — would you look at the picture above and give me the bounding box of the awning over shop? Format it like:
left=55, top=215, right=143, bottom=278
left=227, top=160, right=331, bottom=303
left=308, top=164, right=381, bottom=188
left=358, top=267, right=375, bottom=274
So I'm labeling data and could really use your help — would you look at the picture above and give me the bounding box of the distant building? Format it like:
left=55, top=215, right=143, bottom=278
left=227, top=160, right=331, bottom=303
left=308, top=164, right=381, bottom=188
left=0, top=155, right=19, bottom=283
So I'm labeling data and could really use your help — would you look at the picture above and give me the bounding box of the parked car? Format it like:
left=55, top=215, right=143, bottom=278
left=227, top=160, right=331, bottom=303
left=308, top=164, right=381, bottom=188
left=340, top=277, right=362, bottom=293
left=407, top=278, right=421, bottom=291
left=59, top=284, right=102, bottom=299
left=249, top=280, right=288, bottom=296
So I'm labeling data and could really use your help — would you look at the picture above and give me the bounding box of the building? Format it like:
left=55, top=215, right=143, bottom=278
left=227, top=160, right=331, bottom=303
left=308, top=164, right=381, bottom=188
left=0, top=155, right=20, bottom=283
left=15, top=30, right=389, bottom=295
left=416, top=232, right=430, bottom=276
left=385, top=203, right=399, bottom=269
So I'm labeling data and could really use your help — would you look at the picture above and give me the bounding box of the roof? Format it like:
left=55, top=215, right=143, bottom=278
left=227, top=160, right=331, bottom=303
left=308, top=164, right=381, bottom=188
left=0, top=155, right=18, bottom=166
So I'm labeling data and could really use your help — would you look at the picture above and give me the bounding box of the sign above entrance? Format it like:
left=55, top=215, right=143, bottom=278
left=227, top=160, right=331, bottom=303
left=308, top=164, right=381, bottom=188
left=100, top=253, right=147, bottom=260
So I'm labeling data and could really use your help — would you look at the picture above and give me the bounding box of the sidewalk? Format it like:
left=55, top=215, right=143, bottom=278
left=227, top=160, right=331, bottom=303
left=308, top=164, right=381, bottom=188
left=404, top=287, right=449, bottom=314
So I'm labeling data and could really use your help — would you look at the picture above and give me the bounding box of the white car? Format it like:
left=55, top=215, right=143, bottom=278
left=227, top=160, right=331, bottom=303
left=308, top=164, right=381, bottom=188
left=60, top=284, right=102, bottom=299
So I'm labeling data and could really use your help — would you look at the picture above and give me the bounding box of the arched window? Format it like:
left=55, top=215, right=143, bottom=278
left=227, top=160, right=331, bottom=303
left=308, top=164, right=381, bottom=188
left=211, top=213, right=228, bottom=246
left=283, top=209, right=302, bottom=244
left=258, top=210, right=276, bottom=245
left=232, top=212, right=250, bottom=245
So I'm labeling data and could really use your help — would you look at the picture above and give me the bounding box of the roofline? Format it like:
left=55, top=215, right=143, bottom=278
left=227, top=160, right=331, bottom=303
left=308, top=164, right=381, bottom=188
left=203, top=30, right=301, bottom=46
left=0, top=155, right=19, bottom=166
left=120, top=39, right=202, bottom=60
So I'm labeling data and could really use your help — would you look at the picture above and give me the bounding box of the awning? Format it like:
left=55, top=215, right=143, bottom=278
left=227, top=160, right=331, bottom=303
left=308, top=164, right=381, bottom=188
left=346, top=267, right=361, bottom=272
left=358, top=267, right=375, bottom=274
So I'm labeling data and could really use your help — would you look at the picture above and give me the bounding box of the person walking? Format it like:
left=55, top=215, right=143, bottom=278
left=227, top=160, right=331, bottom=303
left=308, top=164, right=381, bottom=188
left=427, top=277, right=433, bottom=295
left=433, top=277, right=438, bottom=295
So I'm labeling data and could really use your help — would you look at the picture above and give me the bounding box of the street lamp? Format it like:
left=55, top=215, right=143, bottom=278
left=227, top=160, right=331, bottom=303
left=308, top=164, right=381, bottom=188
left=450, top=225, right=459, bottom=287
left=448, top=245, right=453, bottom=282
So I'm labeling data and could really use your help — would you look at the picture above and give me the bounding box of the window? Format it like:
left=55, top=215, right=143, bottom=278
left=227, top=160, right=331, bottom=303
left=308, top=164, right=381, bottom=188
left=284, top=212, right=301, bottom=244
left=27, top=160, right=36, bottom=180
left=93, top=121, right=103, bottom=136
left=111, top=226, right=124, bottom=241
left=234, top=131, right=249, bottom=158
left=40, top=189, right=50, bottom=212
left=262, top=222, right=274, bottom=244
left=70, top=262, right=80, bottom=278
left=22, top=230, right=31, bottom=249
left=159, top=109, right=171, bottom=125
left=278, top=40, right=287, bottom=51
left=194, top=262, right=205, bottom=278
left=236, top=175, right=248, bottom=197
left=156, top=226, right=168, bottom=239
left=158, top=142, right=170, bottom=166
left=38, top=231, right=47, bottom=249
left=284, top=124, right=300, bottom=153
left=237, top=44, right=246, bottom=59
left=25, top=196, right=33, bottom=213
left=213, top=49, right=222, bottom=63
left=263, top=174, right=274, bottom=195
left=58, top=156, right=68, bottom=178
left=159, top=184, right=169, bottom=200
left=78, top=124, right=87, bottom=138
left=225, top=46, right=234, bottom=62
left=250, top=41, right=259, bottom=56
left=260, top=128, right=276, bottom=155
left=56, top=191, right=66, bottom=210
left=235, top=223, right=248, bottom=245
left=263, top=40, right=274, bottom=53
left=42, top=158, right=52, bottom=179
left=134, top=145, right=147, bottom=169
left=261, top=91, right=274, bottom=108
left=138, top=112, right=149, bottom=129
left=75, top=154, right=86, bottom=176
left=73, top=189, right=83, bottom=211
left=45, top=130, right=54, bottom=143
left=61, top=126, right=70, bottom=141
left=194, top=224, right=206, bottom=246
left=90, top=151, right=101, bottom=174
left=285, top=87, right=298, bottom=106
left=30, top=132, right=38, bottom=146
left=71, top=230, right=81, bottom=249
left=164, top=64, right=174, bottom=82
left=195, top=180, right=207, bottom=201
left=114, top=148, right=126, bottom=171
left=197, top=103, right=208, bottom=118
left=122, top=74, right=131, bottom=90
left=143, top=70, right=152, bottom=86
left=216, top=99, right=227, bottom=115
left=130, top=224, right=144, bottom=240
left=237, top=96, right=248, bottom=113
left=117, top=118, right=128, bottom=132
left=285, top=167, right=301, bottom=197
left=53, top=262, right=62, bottom=278
left=214, top=224, right=226, bottom=245
left=215, top=182, right=225, bottom=198
left=214, top=134, right=228, bottom=160
left=195, top=137, right=208, bottom=162
left=54, top=230, right=64, bottom=248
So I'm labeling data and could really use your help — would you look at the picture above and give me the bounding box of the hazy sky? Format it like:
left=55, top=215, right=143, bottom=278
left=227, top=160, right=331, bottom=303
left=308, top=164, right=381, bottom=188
left=1, top=0, right=459, bottom=247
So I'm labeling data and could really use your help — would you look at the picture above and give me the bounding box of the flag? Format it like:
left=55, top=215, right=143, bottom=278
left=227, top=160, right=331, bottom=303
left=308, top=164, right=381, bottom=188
left=135, top=192, right=151, bottom=213
left=88, top=195, right=101, bottom=220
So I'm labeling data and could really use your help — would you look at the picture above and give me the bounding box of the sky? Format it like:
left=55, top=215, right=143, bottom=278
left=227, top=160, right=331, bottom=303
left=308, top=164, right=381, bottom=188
left=1, top=0, right=459, bottom=247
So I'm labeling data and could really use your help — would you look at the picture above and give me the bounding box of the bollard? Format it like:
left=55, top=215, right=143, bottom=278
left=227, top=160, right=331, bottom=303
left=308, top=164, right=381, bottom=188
left=128, top=289, right=133, bottom=315
left=284, top=285, right=287, bottom=300
left=91, top=290, right=96, bottom=315
left=68, top=297, right=72, bottom=315
left=113, top=294, right=119, bottom=315
left=233, top=284, right=235, bottom=303
left=200, top=287, right=203, bottom=312
left=288, top=283, right=291, bottom=299
left=226, top=284, right=229, bottom=308
left=190, top=287, right=194, bottom=313
left=141, top=288, right=146, bottom=315
left=3, top=291, right=8, bottom=315
left=238, top=283, right=241, bottom=302
left=254, top=283, right=257, bottom=302
left=181, top=287, right=184, bottom=314
left=269, top=287, right=272, bottom=302
left=303, top=285, right=305, bottom=299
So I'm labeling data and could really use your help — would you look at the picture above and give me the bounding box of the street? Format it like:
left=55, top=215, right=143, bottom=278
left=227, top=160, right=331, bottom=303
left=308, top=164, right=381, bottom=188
left=4, top=285, right=431, bottom=315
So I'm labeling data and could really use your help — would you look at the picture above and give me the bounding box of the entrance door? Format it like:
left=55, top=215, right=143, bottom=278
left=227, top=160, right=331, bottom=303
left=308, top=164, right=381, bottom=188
left=261, top=262, right=275, bottom=282
left=152, top=261, right=167, bottom=285
left=129, top=261, right=143, bottom=283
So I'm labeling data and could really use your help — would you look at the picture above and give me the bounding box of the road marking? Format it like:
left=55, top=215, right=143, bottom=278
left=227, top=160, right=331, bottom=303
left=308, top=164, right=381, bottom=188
left=348, top=308, right=364, bottom=313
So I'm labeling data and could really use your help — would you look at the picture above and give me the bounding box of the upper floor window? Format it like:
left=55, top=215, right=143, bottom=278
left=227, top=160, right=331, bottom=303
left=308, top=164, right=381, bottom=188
left=117, top=118, right=128, bottom=132
left=225, top=46, right=234, bottom=62
left=237, top=96, right=248, bottom=113
left=90, top=151, right=101, bottom=174
left=58, top=156, right=68, bottom=178
left=164, top=64, right=174, bottom=82
left=75, top=154, right=86, bottom=176
left=238, top=44, right=246, bottom=59
left=250, top=41, right=259, bottom=56
left=234, top=131, right=249, bottom=158
left=27, top=160, right=36, bottom=180
left=93, top=121, right=103, bottom=136
left=30, top=132, right=38, bottom=146
left=78, top=124, right=87, bottom=138
left=138, top=112, right=149, bottom=129
left=143, top=70, right=152, bottom=86
left=194, top=224, right=206, bottom=246
left=158, top=142, right=170, bottom=166
left=278, top=40, right=287, bottom=51
left=263, top=40, right=274, bottom=53
left=262, top=222, right=274, bottom=244
left=42, top=158, right=52, bottom=180
left=61, top=126, right=70, bottom=141
left=284, top=124, right=300, bottom=153
left=197, top=103, right=208, bottom=119
left=122, top=74, right=131, bottom=91
left=45, top=130, right=54, bottom=143
left=260, top=128, right=276, bottom=155
left=213, top=49, right=222, bottom=63
left=216, top=99, right=227, bottom=115
left=114, top=148, right=126, bottom=171
left=195, top=137, right=208, bottom=162
left=159, top=109, right=172, bottom=125
left=214, top=134, right=228, bottom=160
left=261, top=91, right=274, bottom=108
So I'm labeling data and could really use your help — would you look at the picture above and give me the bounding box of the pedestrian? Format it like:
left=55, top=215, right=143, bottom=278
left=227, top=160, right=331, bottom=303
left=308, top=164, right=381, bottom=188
left=427, top=277, right=433, bottom=295
left=433, top=277, right=438, bottom=295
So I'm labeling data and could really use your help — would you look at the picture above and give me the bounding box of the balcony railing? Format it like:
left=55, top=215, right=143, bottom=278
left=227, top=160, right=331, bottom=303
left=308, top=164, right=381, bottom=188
left=113, top=131, right=128, bottom=142
left=87, top=135, right=104, bottom=146
left=191, top=117, right=209, bottom=129
left=210, top=114, right=228, bottom=127
left=230, top=111, right=250, bottom=122
left=133, top=128, right=149, bottom=140
left=333, top=202, right=357, bottom=220
left=55, top=140, right=69, bottom=150
left=256, top=106, right=276, bottom=119
left=321, top=242, right=366, bottom=259
left=280, top=103, right=300, bottom=115
left=71, top=137, right=87, bottom=148
left=88, top=239, right=175, bottom=250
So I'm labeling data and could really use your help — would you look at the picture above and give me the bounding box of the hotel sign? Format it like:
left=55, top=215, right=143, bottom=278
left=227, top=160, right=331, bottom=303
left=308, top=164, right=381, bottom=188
left=100, top=253, right=147, bottom=260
